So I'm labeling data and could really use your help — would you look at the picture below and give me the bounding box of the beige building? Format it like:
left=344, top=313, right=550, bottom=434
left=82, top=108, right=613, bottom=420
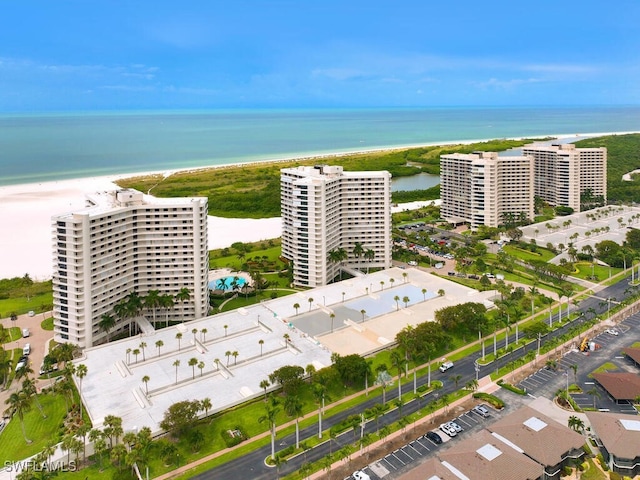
left=440, top=152, right=534, bottom=228
left=52, top=189, right=209, bottom=347
left=522, top=144, right=607, bottom=212
left=281, top=165, right=392, bottom=287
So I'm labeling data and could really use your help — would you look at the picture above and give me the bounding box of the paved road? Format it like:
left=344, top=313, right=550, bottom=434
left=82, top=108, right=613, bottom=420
left=194, top=277, right=636, bottom=479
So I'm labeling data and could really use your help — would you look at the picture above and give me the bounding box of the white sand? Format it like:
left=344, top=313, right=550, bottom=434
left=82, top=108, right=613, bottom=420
left=0, top=175, right=281, bottom=280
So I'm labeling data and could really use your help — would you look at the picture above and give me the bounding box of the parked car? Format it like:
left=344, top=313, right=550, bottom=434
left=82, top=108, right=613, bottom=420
left=439, top=423, right=457, bottom=437
left=15, top=358, right=27, bottom=372
left=439, top=361, right=454, bottom=373
left=447, top=421, right=463, bottom=433
left=425, top=431, right=443, bottom=444
left=22, top=328, right=30, bottom=338
left=408, top=260, right=418, bottom=266
left=605, top=328, right=619, bottom=336
left=352, top=471, right=371, bottom=480
left=23, top=343, right=31, bottom=356
left=473, top=404, right=490, bottom=417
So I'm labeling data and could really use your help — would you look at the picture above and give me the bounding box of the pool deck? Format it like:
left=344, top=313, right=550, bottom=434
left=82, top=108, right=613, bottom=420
left=75, top=267, right=495, bottom=435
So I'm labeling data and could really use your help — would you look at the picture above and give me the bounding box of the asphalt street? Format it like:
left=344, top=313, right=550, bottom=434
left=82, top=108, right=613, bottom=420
left=193, top=276, right=637, bottom=479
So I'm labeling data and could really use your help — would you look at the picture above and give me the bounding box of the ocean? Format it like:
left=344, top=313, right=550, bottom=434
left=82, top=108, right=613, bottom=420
left=1, top=106, right=639, bottom=186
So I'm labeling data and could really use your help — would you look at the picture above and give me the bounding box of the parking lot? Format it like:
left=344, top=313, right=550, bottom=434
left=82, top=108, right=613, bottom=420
left=347, top=407, right=496, bottom=480
left=516, top=314, right=640, bottom=415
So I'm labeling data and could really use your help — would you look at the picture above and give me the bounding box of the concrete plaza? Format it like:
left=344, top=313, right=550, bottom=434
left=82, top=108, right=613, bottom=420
left=76, top=267, right=495, bottom=435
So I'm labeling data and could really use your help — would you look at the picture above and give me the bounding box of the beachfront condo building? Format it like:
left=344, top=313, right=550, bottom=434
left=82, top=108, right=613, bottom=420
left=522, top=143, right=607, bottom=212
left=440, top=152, right=535, bottom=228
left=281, top=165, right=392, bottom=287
left=52, top=189, right=209, bottom=348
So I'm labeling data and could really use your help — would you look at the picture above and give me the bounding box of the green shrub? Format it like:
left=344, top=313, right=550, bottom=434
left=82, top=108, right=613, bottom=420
left=472, top=392, right=505, bottom=409
left=276, top=445, right=295, bottom=460
left=608, top=472, right=622, bottom=480
left=583, top=442, right=593, bottom=456
left=496, top=380, right=527, bottom=395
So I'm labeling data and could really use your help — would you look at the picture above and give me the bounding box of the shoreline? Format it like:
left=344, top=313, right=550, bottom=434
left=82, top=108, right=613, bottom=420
left=0, top=130, right=636, bottom=280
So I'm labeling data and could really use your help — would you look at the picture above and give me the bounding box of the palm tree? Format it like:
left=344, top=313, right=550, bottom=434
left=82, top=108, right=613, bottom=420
left=21, top=377, right=45, bottom=418
left=214, top=358, right=220, bottom=371
left=191, top=328, right=198, bottom=343
left=293, top=303, right=300, bottom=316
left=5, top=391, right=32, bottom=443
left=139, top=342, right=147, bottom=361
left=143, top=289, right=161, bottom=327
left=308, top=297, right=314, bottom=311
left=232, top=350, right=239, bottom=365
left=155, top=339, right=164, bottom=356
left=394, top=295, right=400, bottom=311
left=173, top=359, right=180, bottom=384
left=201, top=328, right=208, bottom=343
left=225, top=350, right=232, bottom=366
left=390, top=278, right=395, bottom=288
left=175, top=287, right=191, bottom=321
left=75, top=363, right=88, bottom=418
left=390, top=351, right=403, bottom=400
left=364, top=248, right=375, bottom=273
left=360, top=309, right=366, bottom=322
left=328, top=247, right=348, bottom=280
left=132, top=348, right=140, bottom=363
left=402, top=296, right=410, bottom=308
left=159, top=294, right=174, bottom=327
left=284, top=395, right=304, bottom=449
left=142, top=375, right=150, bottom=394
left=587, top=386, right=601, bottom=409
left=312, top=382, right=329, bottom=438
left=188, top=357, right=198, bottom=379
left=422, top=288, right=427, bottom=301
left=329, top=313, right=336, bottom=333
left=176, top=332, right=183, bottom=351
left=198, top=361, right=205, bottom=377
left=98, top=313, right=115, bottom=343
left=224, top=324, right=228, bottom=337
left=201, top=397, right=212, bottom=420
left=380, top=280, right=385, bottom=291
left=260, top=379, right=270, bottom=401
left=450, top=373, right=462, bottom=389
left=259, top=339, right=265, bottom=356
left=438, top=288, right=445, bottom=297
left=258, top=397, right=280, bottom=461
left=568, top=415, right=585, bottom=433
left=353, top=242, right=365, bottom=261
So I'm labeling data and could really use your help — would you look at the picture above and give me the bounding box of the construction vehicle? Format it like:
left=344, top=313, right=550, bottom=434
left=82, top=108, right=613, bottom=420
left=579, top=337, right=589, bottom=352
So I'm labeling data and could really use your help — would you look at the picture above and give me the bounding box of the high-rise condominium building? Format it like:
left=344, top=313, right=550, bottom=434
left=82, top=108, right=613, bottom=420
left=52, top=189, right=209, bottom=348
left=281, top=165, right=392, bottom=287
left=440, top=152, right=535, bottom=228
left=522, top=143, right=607, bottom=212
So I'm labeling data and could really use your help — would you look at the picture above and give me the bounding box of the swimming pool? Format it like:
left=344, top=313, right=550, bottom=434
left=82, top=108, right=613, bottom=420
left=209, top=276, right=247, bottom=291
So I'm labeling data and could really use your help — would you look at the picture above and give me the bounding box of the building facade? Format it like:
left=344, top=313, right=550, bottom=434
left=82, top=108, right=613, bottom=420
left=281, top=165, right=392, bottom=287
left=52, top=189, right=209, bottom=348
left=522, top=144, right=607, bottom=212
left=440, top=152, right=535, bottom=228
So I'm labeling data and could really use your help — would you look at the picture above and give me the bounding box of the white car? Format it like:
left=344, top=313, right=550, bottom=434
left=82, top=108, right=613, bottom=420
left=605, top=329, right=619, bottom=336
left=473, top=404, right=490, bottom=417
left=439, top=423, right=457, bottom=437
left=353, top=471, right=371, bottom=480
left=447, top=421, right=463, bottom=433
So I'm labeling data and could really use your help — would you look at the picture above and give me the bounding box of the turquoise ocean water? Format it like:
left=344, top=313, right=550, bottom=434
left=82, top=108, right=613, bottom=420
left=1, top=106, right=639, bottom=186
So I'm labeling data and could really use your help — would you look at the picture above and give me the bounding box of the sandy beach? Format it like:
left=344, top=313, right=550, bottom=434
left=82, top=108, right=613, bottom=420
left=1, top=131, right=635, bottom=280
left=0, top=174, right=282, bottom=280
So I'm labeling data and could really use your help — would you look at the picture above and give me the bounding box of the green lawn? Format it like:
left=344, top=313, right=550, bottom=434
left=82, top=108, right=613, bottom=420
left=41, top=317, right=54, bottom=331
left=589, top=362, right=619, bottom=377
left=502, top=244, right=557, bottom=262
left=0, top=292, right=53, bottom=319
left=0, top=392, right=70, bottom=462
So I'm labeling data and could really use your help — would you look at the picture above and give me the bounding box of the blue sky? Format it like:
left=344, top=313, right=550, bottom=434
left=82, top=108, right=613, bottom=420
left=1, top=1, right=638, bottom=111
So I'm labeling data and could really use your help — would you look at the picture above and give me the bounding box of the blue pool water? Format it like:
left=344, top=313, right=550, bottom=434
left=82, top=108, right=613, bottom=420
left=209, top=276, right=247, bottom=291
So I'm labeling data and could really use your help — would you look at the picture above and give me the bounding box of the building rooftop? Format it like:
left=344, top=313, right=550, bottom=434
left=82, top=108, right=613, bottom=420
left=487, top=405, right=584, bottom=467
left=623, top=347, right=640, bottom=365
left=437, top=429, right=542, bottom=480
left=592, top=372, right=640, bottom=401
left=76, top=267, right=493, bottom=434
left=586, top=411, right=640, bottom=460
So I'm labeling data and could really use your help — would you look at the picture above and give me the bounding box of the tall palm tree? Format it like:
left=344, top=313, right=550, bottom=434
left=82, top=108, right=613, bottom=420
left=198, top=361, right=205, bottom=376
left=258, top=397, right=280, bottom=461
left=259, top=339, right=265, bottom=356
left=98, top=313, right=115, bottom=343
left=159, top=294, right=175, bottom=327
left=139, top=342, right=147, bottom=361
left=155, top=339, right=164, bottom=356
left=188, top=357, right=198, bottom=379
left=75, top=363, right=88, bottom=418
left=175, top=332, right=183, bottom=351
left=394, top=295, right=400, bottom=311
left=293, top=303, right=300, bottom=316
left=225, top=350, right=232, bottom=366
left=284, top=395, right=304, bottom=449
left=232, top=350, right=239, bottom=365
left=142, top=375, right=150, bottom=394
left=364, top=249, right=375, bottom=273
left=5, top=391, right=32, bottom=443
left=175, top=287, right=191, bottom=322
left=201, top=328, right=208, bottom=343
left=22, top=377, right=46, bottom=418
left=172, top=359, right=180, bottom=384
left=201, top=397, right=212, bottom=420
left=143, top=289, right=161, bottom=327
left=328, top=247, right=348, bottom=280
left=308, top=297, right=314, bottom=311
left=260, top=379, right=270, bottom=401
left=402, top=296, right=410, bottom=308
left=353, top=242, right=365, bottom=264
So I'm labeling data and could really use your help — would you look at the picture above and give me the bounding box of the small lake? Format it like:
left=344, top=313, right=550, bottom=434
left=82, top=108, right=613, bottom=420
left=392, top=173, right=440, bottom=192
